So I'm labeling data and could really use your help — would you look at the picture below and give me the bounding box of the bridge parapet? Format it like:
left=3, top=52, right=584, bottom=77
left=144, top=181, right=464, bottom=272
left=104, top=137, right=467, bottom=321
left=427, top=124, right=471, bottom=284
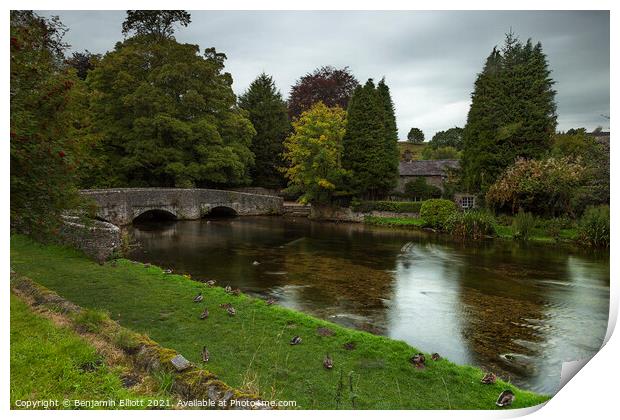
left=80, top=188, right=284, bottom=226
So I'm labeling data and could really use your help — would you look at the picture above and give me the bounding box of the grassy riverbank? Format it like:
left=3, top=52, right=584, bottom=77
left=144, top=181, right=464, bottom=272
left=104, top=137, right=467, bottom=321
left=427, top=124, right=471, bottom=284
left=10, top=294, right=155, bottom=408
left=364, top=215, right=578, bottom=244
left=10, top=235, right=549, bottom=409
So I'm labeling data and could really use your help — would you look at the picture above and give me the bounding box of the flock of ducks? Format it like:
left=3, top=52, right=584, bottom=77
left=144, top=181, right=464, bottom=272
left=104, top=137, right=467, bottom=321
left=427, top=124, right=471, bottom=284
left=187, top=276, right=515, bottom=408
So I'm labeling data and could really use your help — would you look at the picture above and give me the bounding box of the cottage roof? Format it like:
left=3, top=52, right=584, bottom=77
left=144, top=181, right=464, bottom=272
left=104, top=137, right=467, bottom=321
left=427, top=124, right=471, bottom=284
left=399, top=160, right=460, bottom=176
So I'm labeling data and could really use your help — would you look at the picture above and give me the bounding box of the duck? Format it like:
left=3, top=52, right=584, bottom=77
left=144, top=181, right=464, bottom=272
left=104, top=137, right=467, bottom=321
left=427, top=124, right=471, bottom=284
left=410, top=353, right=426, bottom=369
left=290, top=336, right=302, bottom=345
left=481, top=372, right=497, bottom=384
left=431, top=353, right=441, bottom=361
left=495, top=390, right=515, bottom=407
left=199, top=307, right=209, bottom=319
left=252, top=261, right=260, bottom=266
left=163, top=268, right=173, bottom=274
left=231, top=288, right=241, bottom=296
left=219, top=303, right=232, bottom=309
left=227, top=306, right=236, bottom=317
left=323, top=354, right=333, bottom=369
left=201, top=346, right=210, bottom=363
left=193, top=292, right=203, bottom=303
left=206, top=280, right=216, bottom=287
left=266, top=297, right=276, bottom=306
left=225, top=285, right=232, bottom=293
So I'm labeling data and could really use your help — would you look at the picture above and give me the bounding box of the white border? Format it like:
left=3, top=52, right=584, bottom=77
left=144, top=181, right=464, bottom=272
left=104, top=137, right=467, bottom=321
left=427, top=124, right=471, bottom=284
left=2, top=1, right=616, bottom=419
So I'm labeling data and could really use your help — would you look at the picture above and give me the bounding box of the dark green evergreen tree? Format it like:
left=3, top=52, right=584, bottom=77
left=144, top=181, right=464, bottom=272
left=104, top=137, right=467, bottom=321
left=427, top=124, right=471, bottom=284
left=239, top=73, right=290, bottom=188
left=461, top=32, right=557, bottom=191
left=377, top=78, right=399, bottom=191
left=342, top=79, right=398, bottom=199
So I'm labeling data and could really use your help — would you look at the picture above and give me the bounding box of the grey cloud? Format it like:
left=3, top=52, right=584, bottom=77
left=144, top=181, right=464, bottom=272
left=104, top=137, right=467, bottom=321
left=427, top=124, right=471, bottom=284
left=38, top=10, right=610, bottom=138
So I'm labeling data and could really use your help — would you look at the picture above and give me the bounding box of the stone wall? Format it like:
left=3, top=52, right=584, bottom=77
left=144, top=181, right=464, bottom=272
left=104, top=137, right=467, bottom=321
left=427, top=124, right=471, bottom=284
left=59, top=216, right=121, bottom=262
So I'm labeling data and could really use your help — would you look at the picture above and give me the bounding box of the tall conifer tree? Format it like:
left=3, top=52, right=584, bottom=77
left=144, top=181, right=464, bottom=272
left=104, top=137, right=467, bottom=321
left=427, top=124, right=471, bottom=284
left=342, top=79, right=398, bottom=199
left=239, top=73, right=290, bottom=188
left=461, top=32, right=557, bottom=191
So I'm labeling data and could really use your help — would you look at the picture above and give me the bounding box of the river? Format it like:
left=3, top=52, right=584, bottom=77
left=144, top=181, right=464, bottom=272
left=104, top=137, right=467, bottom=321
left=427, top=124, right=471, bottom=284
left=128, top=216, right=609, bottom=394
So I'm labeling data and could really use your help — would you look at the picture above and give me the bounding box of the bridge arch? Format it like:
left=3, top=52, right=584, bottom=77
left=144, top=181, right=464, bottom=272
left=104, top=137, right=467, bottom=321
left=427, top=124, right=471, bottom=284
left=133, top=208, right=178, bottom=224
left=204, top=205, right=238, bottom=218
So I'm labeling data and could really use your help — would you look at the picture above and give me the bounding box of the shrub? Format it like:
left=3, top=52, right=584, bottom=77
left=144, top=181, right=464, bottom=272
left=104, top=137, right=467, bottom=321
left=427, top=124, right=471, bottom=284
left=352, top=200, right=422, bottom=214
left=114, top=329, right=141, bottom=354
left=420, top=199, right=457, bottom=230
left=577, top=205, right=609, bottom=247
left=512, top=210, right=536, bottom=241
left=445, top=210, right=497, bottom=239
left=403, top=178, right=442, bottom=201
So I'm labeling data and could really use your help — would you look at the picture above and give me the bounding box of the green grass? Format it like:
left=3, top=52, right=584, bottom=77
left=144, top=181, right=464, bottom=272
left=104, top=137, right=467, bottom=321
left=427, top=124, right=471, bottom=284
left=10, top=293, right=152, bottom=409
left=397, top=142, right=427, bottom=160
left=10, top=235, right=549, bottom=409
left=366, top=215, right=578, bottom=244
left=364, top=216, right=426, bottom=228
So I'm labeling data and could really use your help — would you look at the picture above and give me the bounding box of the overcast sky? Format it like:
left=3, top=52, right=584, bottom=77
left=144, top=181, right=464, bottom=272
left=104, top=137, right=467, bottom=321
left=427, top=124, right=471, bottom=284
left=39, top=10, right=610, bottom=139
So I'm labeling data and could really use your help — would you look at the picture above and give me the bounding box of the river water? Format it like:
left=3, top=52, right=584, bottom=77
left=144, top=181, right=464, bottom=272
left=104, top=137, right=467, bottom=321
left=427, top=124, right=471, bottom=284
left=128, top=216, right=609, bottom=394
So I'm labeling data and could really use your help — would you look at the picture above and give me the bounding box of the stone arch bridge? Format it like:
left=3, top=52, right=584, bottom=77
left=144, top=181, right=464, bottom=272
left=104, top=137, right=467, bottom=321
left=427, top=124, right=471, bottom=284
left=80, top=188, right=283, bottom=226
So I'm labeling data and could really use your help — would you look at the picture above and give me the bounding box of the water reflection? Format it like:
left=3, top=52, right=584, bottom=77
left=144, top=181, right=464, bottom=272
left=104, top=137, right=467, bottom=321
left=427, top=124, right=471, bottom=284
left=128, top=217, right=609, bottom=394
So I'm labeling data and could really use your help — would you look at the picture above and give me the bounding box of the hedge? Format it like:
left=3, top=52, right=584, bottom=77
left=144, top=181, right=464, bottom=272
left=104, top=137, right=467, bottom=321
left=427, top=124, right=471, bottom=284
left=352, top=200, right=423, bottom=214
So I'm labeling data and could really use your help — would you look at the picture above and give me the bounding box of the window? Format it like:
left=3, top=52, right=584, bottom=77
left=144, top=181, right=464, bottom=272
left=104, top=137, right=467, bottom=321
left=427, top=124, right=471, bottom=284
left=460, top=196, right=475, bottom=209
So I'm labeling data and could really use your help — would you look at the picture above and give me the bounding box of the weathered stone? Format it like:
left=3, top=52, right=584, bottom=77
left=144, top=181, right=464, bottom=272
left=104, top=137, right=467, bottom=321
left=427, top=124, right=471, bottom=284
left=80, top=188, right=284, bottom=226
left=59, top=215, right=120, bottom=262
left=170, top=354, right=192, bottom=372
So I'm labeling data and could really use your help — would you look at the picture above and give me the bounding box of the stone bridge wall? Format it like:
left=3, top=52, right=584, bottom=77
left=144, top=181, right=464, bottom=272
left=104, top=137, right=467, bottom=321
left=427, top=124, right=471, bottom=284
left=80, top=188, right=283, bottom=226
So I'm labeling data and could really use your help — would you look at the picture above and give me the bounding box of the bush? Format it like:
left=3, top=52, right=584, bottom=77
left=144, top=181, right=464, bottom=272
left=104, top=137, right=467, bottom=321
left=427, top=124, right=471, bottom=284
left=445, top=210, right=497, bottom=239
left=73, top=308, right=108, bottom=333
left=352, top=200, right=423, bottom=214
left=512, top=210, right=536, bottom=241
left=403, top=178, right=442, bottom=201
left=420, top=199, right=458, bottom=230
left=577, top=205, right=609, bottom=247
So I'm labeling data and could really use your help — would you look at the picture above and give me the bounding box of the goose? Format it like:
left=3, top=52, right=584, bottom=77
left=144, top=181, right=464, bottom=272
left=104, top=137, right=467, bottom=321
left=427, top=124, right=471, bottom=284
left=431, top=353, right=441, bottom=361
left=193, top=293, right=203, bottom=303
left=201, top=346, right=210, bottom=363
left=410, top=353, right=426, bottom=369
left=481, top=372, right=497, bottom=385
left=163, top=268, right=173, bottom=274
left=206, top=280, right=216, bottom=287
left=323, top=354, right=333, bottom=369
left=290, top=336, right=302, bottom=345
left=227, top=306, right=236, bottom=317
left=225, top=285, right=232, bottom=293
left=199, top=307, right=209, bottom=319
left=252, top=261, right=260, bottom=266
left=231, top=288, right=241, bottom=296
left=266, top=298, right=276, bottom=306
left=495, top=390, right=515, bottom=407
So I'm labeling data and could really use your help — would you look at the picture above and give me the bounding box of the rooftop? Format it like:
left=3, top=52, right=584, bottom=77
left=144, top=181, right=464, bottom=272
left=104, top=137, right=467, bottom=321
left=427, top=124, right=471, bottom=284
left=399, top=160, right=460, bottom=177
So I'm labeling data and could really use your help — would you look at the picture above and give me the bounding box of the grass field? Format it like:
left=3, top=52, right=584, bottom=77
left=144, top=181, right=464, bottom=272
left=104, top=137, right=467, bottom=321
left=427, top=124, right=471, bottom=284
left=10, top=235, right=549, bottom=409
left=10, top=293, right=156, bottom=409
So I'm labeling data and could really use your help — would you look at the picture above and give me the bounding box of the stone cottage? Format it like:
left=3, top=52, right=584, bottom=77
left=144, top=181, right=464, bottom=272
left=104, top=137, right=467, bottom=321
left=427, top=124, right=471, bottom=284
left=396, top=160, right=476, bottom=208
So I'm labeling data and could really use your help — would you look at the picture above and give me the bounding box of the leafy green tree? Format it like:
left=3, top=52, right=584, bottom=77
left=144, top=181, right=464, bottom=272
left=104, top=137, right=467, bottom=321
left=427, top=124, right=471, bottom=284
left=404, top=178, right=441, bottom=200
left=87, top=36, right=255, bottom=188
left=343, top=79, right=398, bottom=199
left=407, top=127, right=424, bottom=143
left=238, top=73, right=290, bottom=188
left=282, top=103, right=349, bottom=204
left=64, top=50, right=101, bottom=80
left=122, top=10, right=191, bottom=40
left=429, top=127, right=463, bottom=149
left=10, top=11, right=94, bottom=237
left=461, top=32, right=557, bottom=192
left=421, top=146, right=461, bottom=160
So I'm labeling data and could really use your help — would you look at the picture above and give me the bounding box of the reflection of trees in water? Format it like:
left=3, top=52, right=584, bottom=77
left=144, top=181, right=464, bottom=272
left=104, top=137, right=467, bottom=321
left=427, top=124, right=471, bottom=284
left=453, top=243, right=573, bottom=390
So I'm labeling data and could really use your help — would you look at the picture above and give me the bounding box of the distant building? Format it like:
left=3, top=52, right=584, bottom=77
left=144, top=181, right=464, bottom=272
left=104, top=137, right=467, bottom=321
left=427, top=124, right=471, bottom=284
left=397, top=159, right=476, bottom=208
